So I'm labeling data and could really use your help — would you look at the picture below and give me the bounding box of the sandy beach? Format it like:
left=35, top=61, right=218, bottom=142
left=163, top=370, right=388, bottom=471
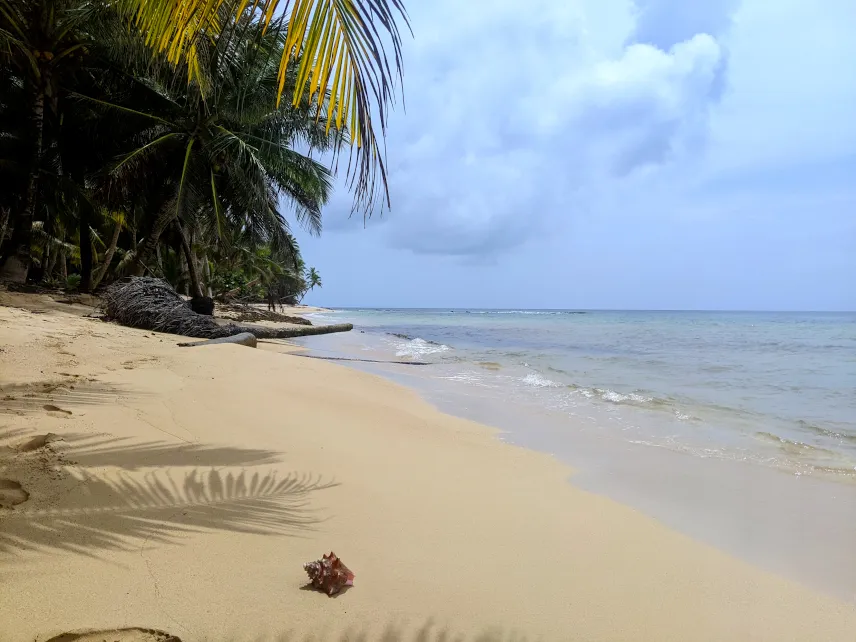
left=1, top=294, right=856, bottom=642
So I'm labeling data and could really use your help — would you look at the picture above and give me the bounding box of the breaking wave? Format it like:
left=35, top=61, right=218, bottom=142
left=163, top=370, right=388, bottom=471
left=392, top=337, right=450, bottom=359
left=521, top=373, right=562, bottom=388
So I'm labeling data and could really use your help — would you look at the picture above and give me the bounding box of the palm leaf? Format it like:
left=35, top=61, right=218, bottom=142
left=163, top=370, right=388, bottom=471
left=117, top=0, right=410, bottom=214
left=113, top=131, right=183, bottom=172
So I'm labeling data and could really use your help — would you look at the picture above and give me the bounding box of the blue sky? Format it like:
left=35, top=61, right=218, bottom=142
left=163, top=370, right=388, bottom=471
left=292, top=0, right=855, bottom=311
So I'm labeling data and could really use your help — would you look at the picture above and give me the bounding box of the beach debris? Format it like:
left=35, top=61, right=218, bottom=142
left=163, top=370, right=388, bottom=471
left=43, top=404, right=72, bottom=415
left=0, top=479, right=29, bottom=508
left=15, top=432, right=59, bottom=452
left=102, top=277, right=352, bottom=340
left=102, top=277, right=235, bottom=339
left=177, top=332, right=258, bottom=348
left=44, top=627, right=182, bottom=642
left=303, top=552, right=354, bottom=596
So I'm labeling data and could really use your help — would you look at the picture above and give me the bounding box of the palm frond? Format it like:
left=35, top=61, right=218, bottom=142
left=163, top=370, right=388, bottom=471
left=117, top=0, right=410, bottom=214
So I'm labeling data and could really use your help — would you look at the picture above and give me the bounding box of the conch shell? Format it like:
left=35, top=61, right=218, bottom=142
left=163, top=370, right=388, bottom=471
left=303, top=552, right=354, bottom=596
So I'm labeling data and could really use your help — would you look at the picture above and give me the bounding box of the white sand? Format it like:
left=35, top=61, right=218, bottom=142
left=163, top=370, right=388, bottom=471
left=1, top=293, right=855, bottom=642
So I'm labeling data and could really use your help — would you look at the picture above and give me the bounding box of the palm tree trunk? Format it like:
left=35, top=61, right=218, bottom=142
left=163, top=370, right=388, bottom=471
left=78, top=204, right=93, bottom=291
left=59, top=248, right=68, bottom=282
left=177, top=222, right=203, bottom=298
left=45, top=246, right=57, bottom=280
left=0, top=89, right=45, bottom=282
left=202, top=253, right=213, bottom=297
left=91, top=221, right=122, bottom=290
left=0, top=208, right=9, bottom=246
left=129, top=207, right=174, bottom=276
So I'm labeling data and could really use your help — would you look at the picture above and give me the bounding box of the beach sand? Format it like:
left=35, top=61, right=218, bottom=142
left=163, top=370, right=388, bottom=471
left=1, top=293, right=855, bottom=642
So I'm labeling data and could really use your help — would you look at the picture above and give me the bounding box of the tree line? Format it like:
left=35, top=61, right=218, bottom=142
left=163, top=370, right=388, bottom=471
left=0, top=0, right=407, bottom=307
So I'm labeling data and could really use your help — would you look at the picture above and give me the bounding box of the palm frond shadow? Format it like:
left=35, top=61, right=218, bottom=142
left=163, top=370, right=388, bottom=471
left=0, top=427, right=31, bottom=448
left=55, top=432, right=282, bottom=469
left=45, top=619, right=535, bottom=642
left=0, top=379, right=144, bottom=414
left=215, top=618, right=534, bottom=642
left=0, top=468, right=338, bottom=557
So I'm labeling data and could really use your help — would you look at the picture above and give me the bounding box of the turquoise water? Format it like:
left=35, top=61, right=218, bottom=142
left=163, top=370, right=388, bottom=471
left=305, top=309, right=856, bottom=480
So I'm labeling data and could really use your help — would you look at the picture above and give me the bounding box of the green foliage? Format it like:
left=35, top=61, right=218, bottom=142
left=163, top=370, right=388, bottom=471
left=0, top=0, right=342, bottom=294
left=63, top=273, right=82, bottom=291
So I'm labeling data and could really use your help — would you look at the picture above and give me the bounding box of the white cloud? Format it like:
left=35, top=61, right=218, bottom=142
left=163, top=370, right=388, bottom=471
left=300, top=0, right=856, bottom=311
left=369, top=0, right=727, bottom=255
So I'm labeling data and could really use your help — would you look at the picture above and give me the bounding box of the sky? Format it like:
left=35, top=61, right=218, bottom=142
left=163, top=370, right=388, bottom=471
left=292, top=0, right=856, bottom=311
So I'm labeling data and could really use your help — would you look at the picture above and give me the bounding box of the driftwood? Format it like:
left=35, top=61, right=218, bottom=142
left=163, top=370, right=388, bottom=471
left=243, top=323, right=354, bottom=339
left=102, top=278, right=352, bottom=340
left=178, top=332, right=258, bottom=348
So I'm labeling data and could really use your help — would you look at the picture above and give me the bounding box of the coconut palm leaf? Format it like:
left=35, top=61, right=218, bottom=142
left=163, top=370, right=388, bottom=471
left=117, top=0, right=410, bottom=214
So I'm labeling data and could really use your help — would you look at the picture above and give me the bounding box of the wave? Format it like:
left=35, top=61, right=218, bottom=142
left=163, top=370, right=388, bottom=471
left=393, top=337, right=450, bottom=359
left=521, top=373, right=562, bottom=388
left=461, top=310, right=585, bottom=315
left=576, top=386, right=656, bottom=405
left=563, top=384, right=698, bottom=420
left=440, top=371, right=485, bottom=384
left=809, top=465, right=856, bottom=478
left=387, top=332, right=446, bottom=346
left=796, top=420, right=856, bottom=444
left=755, top=432, right=838, bottom=456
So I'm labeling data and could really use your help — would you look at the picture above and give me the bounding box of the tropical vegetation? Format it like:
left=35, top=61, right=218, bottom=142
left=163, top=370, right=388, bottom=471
left=0, top=0, right=408, bottom=307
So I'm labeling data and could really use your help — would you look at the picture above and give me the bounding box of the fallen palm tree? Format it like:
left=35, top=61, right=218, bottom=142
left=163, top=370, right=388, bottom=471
left=102, top=278, right=351, bottom=340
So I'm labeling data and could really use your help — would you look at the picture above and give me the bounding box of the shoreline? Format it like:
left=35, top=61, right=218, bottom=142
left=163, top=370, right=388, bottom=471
left=2, top=295, right=856, bottom=641
left=294, top=329, right=856, bottom=602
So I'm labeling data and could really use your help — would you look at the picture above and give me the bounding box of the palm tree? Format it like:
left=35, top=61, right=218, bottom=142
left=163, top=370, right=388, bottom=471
left=90, top=209, right=125, bottom=290
left=117, top=0, right=410, bottom=214
left=300, top=266, right=322, bottom=302
left=0, top=0, right=93, bottom=281
left=85, top=13, right=340, bottom=304
left=1, top=2, right=379, bottom=293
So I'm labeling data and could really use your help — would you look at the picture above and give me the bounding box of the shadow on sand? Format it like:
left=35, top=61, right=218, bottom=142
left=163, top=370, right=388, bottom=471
left=44, top=618, right=535, bottom=642
left=0, top=379, right=145, bottom=414
left=0, top=427, right=337, bottom=558
left=0, top=466, right=338, bottom=556
left=54, top=432, right=283, bottom=469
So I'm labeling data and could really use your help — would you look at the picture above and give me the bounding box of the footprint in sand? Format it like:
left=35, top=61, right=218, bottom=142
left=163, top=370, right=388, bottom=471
left=45, top=627, right=181, bottom=642
left=0, top=479, right=29, bottom=508
left=15, top=433, right=59, bottom=452
left=43, top=404, right=72, bottom=415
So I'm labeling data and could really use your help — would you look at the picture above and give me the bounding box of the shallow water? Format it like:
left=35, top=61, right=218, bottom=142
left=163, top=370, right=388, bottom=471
left=294, top=310, right=856, bottom=601
left=304, top=309, right=856, bottom=480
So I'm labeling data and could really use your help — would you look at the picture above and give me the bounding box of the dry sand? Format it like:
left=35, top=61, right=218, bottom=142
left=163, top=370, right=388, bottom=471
left=1, top=292, right=855, bottom=642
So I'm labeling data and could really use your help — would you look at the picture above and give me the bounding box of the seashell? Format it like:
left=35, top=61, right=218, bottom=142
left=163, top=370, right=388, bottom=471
left=303, top=552, right=354, bottom=596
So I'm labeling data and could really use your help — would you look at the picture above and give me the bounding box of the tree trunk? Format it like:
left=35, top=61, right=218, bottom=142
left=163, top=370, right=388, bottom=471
left=91, top=220, right=122, bottom=290
left=44, top=246, right=57, bottom=280
left=0, top=208, right=9, bottom=246
left=59, top=248, right=67, bottom=282
left=176, top=222, right=203, bottom=299
left=78, top=204, right=93, bottom=292
left=129, top=207, right=174, bottom=276
left=202, top=253, right=213, bottom=297
left=0, top=89, right=45, bottom=282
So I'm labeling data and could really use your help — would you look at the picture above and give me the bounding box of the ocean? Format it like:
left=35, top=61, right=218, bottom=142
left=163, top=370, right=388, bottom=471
left=301, top=309, right=856, bottom=481
left=293, top=308, right=856, bottom=598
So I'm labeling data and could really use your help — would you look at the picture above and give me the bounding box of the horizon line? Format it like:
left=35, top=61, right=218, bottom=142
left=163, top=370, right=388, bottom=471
left=309, top=307, right=855, bottom=314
